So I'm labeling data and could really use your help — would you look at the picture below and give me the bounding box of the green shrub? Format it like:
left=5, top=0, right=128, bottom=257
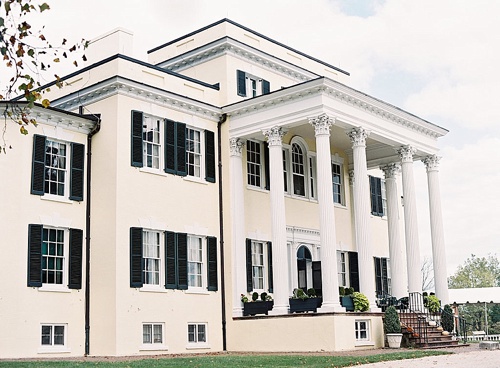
left=441, top=304, right=454, bottom=333
left=292, top=288, right=308, bottom=300
left=352, top=292, right=369, bottom=312
left=260, top=292, right=268, bottom=302
left=384, top=306, right=401, bottom=333
left=345, top=287, right=355, bottom=296
left=307, top=288, right=317, bottom=297
left=252, top=292, right=259, bottom=302
left=427, top=295, right=440, bottom=313
left=339, top=287, right=345, bottom=296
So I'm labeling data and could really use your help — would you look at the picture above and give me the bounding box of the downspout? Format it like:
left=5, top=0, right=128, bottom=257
left=81, top=107, right=101, bottom=356
left=217, top=113, right=228, bottom=351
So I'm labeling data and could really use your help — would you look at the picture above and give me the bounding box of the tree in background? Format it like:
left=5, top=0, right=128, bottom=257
left=0, top=0, right=86, bottom=151
left=421, top=255, right=434, bottom=291
left=448, top=254, right=500, bottom=288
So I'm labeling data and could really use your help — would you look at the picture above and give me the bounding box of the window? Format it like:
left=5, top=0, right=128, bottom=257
left=337, top=251, right=348, bottom=287
left=282, top=149, right=289, bottom=193
left=143, top=323, right=163, bottom=345
left=143, top=115, right=162, bottom=169
left=143, top=231, right=161, bottom=286
left=355, top=320, right=370, bottom=342
left=188, top=235, right=204, bottom=288
left=369, top=176, right=385, bottom=216
left=31, top=135, right=85, bottom=201
left=186, top=128, right=202, bottom=178
left=188, top=323, right=207, bottom=344
left=247, top=140, right=262, bottom=187
left=374, top=257, right=391, bottom=297
left=130, top=228, right=218, bottom=291
left=28, top=225, right=83, bottom=289
left=332, top=163, right=343, bottom=204
left=309, top=157, right=316, bottom=199
left=291, top=143, right=306, bottom=196
left=237, top=70, right=270, bottom=97
left=131, top=111, right=216, bottom=183
left=246, top=239, right=273, bottom=292
left=41, top=324, right=66, bottom=346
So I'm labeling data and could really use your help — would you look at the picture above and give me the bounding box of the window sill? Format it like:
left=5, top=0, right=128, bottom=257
left=40, top=195, right=73, bottom=204
left=140, top=345, right=169, bottom=351
left=38, top=347, right=71, bottom=354
left=139, top=167, right=168, bottom=177
left=37, top=286, right=71, bottom=293
left=183, top=176, right=208, bottom=185
left=246, top=185, right=268, bottom=193
left=186, top=343, right=210, bottom=350
left=284, top=193, right=318, bottom=203
left=355, top=341, right=374, bottom=347
left=334, top=203, right=348, bottom=210
left=139, top=286, right=168, bottom=293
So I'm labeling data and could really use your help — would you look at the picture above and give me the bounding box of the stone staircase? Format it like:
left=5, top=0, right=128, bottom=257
left=400, top=311, right=460, bottom=349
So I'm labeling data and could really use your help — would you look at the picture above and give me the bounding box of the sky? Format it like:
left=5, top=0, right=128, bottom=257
left=7, top=0, right=500, bottom=277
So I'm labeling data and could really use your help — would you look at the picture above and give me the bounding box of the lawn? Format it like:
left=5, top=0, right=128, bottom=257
left=0, top=350, right=450, bottom=368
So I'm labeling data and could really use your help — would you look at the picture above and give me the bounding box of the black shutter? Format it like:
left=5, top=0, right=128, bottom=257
left=262, top=80, right=270, bottom=95
left=28, top=224, right=43, bottom=287
left=131, top=111, right=143, bottom=167
left=207, top=236, right=218, bottom=291
left=374, top=257, right=382, bottom=297
left=130, top=227, right=143, bottom=288
left=264, top=142, right=270, bottom=190
left=68, top=228, right=83, bottom=289
left=267, top=241, right=273, bottom=293
left=176, top=123, right=187, bottom=176
left=381, top=258, right=388, bottom=293
left=237, top=70, right=246, bottom=97
left=348, top=251, right=359, bottom=292
left=177, top=233, right=188, bottom=289
left=31, top=135, right=46, bottom=195
left=376, top=178, right=384, bottom=216
left=369, top=175, right=376, bottom=215
left=312, top=261, right=322, bottom=297
left=69, top=143, right=85, bottom=201
left=165, top=119, right=176, bottom=174
left=165, top=231, right=177, bottom=289
left=205, top=130, right=216, bottom=183
left=246, top=239, right=252, bottom=292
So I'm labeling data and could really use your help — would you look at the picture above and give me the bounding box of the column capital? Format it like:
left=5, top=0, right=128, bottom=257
left=262, top=126, right=286, bottom=147
left=347, top=127, right=369, bottom=147
left=380, top=163, right=401, bottom=179
left=422, top=154, right=441, bottom=172
left=229, top=137, right=244, bottom=157
left=309, top=114, right=335, bottom=136
left=348, top=169, right=355, bottom=185
left=397, top=145, right=417, bottom=163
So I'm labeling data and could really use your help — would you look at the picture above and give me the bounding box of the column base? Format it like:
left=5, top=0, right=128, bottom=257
left=318, top=302, right=345, bottom=313
left=268, top=304, right=289, bottom=316
left=232, top=307, right=243, bottom=317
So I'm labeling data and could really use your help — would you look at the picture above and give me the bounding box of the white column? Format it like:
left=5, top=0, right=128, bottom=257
left=422, top=155, right=449, bottom=305
left=381, top=163, right=407, bottom=299
left=262, top=126, right=289, bottom=314
left=397, top=145, right=422, bottom=294
left=309, top=114, right=343, bottom=312
left=229, top=138, right=246, bottom=316
left=347, top=127, right=377, bottom=308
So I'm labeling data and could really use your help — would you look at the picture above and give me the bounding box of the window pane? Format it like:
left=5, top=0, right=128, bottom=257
left=54, top=326, right=64, bottom=345
left=188, top=324, right=196, bottom=342
left=143, top=324, right=152, bottom=344
left=153, top=324, right=163, bottom=344
left=198, top=324, right=206, bottom=342
left=41, top=326, right=52, bottom=345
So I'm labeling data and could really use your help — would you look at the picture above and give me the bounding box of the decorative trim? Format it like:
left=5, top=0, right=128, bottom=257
left=52, top=77, right=221, bottom=122
left=397, top=145, right=417, bottom=163
left=262, top=126, right=286, bottom=147
left=348, top=169, right=355, bottom=185
left=347, top=127, right=369, bottom=147
left=309, top=113, right=335, bottom=136
left=380, top=163, right=401, bottom=179
left=422, top=154, right=441, bottom=172
left=286, top=226, right=320, bottom=244
left=229, top=137, right=244, bottom=157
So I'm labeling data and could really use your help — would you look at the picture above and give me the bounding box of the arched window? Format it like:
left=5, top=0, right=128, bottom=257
left=292, top=143, right=306, bottom=196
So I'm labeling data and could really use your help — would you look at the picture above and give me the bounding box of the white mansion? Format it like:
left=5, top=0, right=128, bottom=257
left=0, top=19, right=449, bottom=357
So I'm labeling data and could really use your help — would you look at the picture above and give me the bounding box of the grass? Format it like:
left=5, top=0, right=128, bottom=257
left=0, top=350, right=451, bottom=368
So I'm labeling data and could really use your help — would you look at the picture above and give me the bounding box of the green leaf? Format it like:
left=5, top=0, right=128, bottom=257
left=4, top=1, right=11, bottom=15
left=0, top=16, right=4, bottom=27
left=39, top=3, right=50, bottom=12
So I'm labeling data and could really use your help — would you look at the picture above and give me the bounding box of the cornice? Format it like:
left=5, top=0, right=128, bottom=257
left=156, top=37, right=318, bottom=83
left=223, top=78, right=448, bottom=139
left=52, top=77, right=222, bottom=122
left=0, top=103, right=96, bottom=133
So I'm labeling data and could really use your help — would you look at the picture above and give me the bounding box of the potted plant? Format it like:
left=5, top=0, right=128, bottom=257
left=242, top=292, right=274, bottom=316
left=426, top=295, right=440, bottom=313
left=441, top=304, right=454, bottom=333
left=352, top=291, right=369, bottom=312
left=384, top=305, right=402, bottom=348
left=340, top=286, right=355, bottom=311
left=308, top=288, right=322, bottom=308
left=289, top=288, right=319, bottom=313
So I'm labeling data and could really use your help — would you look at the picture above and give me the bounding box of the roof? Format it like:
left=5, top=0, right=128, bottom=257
left=448, top=287, right=500, bottom=304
